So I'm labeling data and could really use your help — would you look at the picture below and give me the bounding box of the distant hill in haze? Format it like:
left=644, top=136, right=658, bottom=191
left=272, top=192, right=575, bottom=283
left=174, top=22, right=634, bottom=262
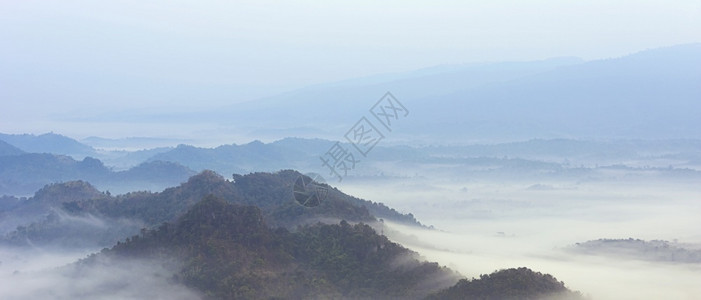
left=81, top=136, right=192, bottom=151
left=48, top=44, right=701, bottom=143
left=147, top=141, right=303, bottom=175
left=0, top=132, right=98, bottom=159
left=3, top=132, right=700, bottom=197
left=169, top=43, right=699, bottom=142
left=570, top=238, right=701, bottom=264
left=145, top=138, right=340, bottom=175
left=0, top=140, right=24, bottom=156
left=0, top=153, right=195, bottom=196
left=404, top=43, right=701, bottom=141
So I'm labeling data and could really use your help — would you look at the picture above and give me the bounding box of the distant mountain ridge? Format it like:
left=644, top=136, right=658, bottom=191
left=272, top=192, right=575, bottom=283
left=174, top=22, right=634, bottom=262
left=0, top=132, right=97, bottom=159
left=0, top=140, right=24, bottom=156
left=0, top=153, right=195, bottom=196
left=185, top=43, right=701, bottom=142
left=571, top=238, right=701, bottom=264
left=404, top=43, right=701, bottom=141
left=4, top=132, right=700, bottom=197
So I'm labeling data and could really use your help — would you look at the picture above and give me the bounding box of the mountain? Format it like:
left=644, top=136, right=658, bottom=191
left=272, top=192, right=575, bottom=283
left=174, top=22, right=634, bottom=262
left=73, top=170, right=421, bottom=228
left=89, top=195, right=460, bottom=299
left=171, top=43, right=699, bottom=142
left=0, top=180, right=108, bottom=234
left=404, top=43, right=701, bottom=141
left=147, top=141, right=307, bottom=175
left=0, top=153, right=195, bottom=196
left=2, top=172, right=584, bottom=298
left=2, top=170, right=422, bottom=249
left=81, top=136, right=191, bottom=150
left=39, top=44, right=700, bottom=142
left=0, top=132, right=97, bottom=158
left=570, top=238, right=701, bottom=264
left=0, top=140, right=24, bottom=156
left=70, top=57, right=583, bottom=140
left=426, top=267, right=584, bottom=300
left=211, top=57, right=585, bottom=136
left=77, top=196, right=583, bottom=299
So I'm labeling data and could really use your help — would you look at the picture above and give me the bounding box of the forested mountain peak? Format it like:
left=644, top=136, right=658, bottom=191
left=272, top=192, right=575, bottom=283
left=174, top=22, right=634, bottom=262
left=31, top=180, right=105, bottom=206
left=3, top=170, right=420, bottom=249
left=426, top=267, right=584, bottom=300
left=99, top=195, right=458, bottom=299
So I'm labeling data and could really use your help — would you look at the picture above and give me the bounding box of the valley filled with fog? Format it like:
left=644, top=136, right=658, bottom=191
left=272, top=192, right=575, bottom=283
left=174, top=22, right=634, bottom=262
left=344, top=177, right=701, bottom=299
left=2, top=133, right=700, bottom=299
left=2, top=2, right=701, bottom=298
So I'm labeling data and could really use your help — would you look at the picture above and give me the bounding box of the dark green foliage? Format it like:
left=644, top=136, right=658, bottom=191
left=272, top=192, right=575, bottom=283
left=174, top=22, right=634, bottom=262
left=290, top=220, right=457, bottom=298
left=425, top=267, right=584, bottom=300
left=71, top=170, right=415, bottom=230
left=4, top=170, right=419, bottom=249
left=104, top=196, right=459, bottom=299
left=3, top=210, right=144, bottom=249
left=84, top=170, right=239, bottom=225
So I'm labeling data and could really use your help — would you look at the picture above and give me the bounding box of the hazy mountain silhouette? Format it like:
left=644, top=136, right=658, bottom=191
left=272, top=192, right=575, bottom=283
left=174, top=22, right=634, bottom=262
left=0, top=132, right=97, bottom=159
left=405, top=43, right=701, bottom=141
left=0, top=140, right=24, bottom=156
left=171, top=44, right=700, bottom=142
left=0, top=153, right=194, bottom=196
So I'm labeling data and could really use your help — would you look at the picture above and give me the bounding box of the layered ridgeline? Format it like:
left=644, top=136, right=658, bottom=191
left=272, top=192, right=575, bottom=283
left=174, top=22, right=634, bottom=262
left=2, top=171, right=583, bottom=298
left=0, top=153, right=195, bottom=196
left=79, top=195, right=582, bottom=299
left=1, top=170, right=421, bottom=249
left=0, top=132, right=194, bottom=196
left=3, top=132, right=700, bottom=197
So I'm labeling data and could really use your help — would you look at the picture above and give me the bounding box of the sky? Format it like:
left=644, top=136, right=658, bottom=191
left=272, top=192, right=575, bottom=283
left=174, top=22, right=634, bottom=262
left=1, top=0, right=700, bottom=137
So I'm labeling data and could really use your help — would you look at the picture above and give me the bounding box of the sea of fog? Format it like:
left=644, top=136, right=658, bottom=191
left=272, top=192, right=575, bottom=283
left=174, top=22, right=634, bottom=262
left=341, top=177, right=701, bottom=300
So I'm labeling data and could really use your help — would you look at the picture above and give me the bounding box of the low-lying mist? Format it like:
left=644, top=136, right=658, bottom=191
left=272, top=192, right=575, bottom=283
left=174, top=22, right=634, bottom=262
left=341, top=175, right=701, bottom=300
left=0, top=247, right=200, bottom=300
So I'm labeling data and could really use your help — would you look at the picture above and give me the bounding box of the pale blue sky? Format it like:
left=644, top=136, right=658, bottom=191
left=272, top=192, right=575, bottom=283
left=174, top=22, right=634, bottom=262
left=1, top=0, right=700, bottom=137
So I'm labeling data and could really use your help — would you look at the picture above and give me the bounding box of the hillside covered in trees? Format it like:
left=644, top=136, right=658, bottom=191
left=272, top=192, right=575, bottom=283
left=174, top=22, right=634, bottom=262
left=89, top=195, right=457, bottom=299
left=1, top=170, right=421, bottom=249
left=84, top=195, right=581, bottom=299
left=426, top=267, right=584, bottom=300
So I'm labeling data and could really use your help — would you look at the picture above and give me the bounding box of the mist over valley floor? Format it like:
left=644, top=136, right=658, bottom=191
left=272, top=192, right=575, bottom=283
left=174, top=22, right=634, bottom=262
left=1, top=2, right=700, bottom=298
